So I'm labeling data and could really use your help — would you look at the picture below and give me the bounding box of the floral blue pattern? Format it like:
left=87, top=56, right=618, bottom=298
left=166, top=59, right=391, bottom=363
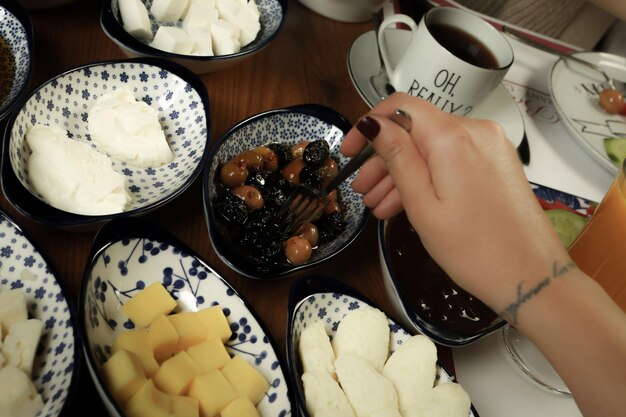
left=81, top=220, right=292, bottom=417
left=0, top=209, right=78, bottom=417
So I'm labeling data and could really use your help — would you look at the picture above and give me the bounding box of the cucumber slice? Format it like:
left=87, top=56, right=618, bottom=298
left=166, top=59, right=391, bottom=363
left=545, top=209, right=588, bottom=248
left=603, top=137, right=626, bottom=166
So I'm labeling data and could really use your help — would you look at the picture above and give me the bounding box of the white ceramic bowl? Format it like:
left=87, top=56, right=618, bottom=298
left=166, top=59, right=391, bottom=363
left=0, top=208, right=80, bottom=417
left=0, top=0, right=34, bottom=121
left=285, top=275, right=480, bottom=417
left=377, top=216, right=505, bottom=347
left=100, top=0, right=288, bottom=74
left=298, top=0, right=374, bottom=23
left=202, top=104, right=369, bottom=279
left=1, top=58, right=210, bottom=230
left=79, top=217, right=294, bottom=417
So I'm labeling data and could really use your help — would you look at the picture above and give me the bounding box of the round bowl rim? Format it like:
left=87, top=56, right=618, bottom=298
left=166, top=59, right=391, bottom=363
left=202, top=103, right=370, bottom=280
left=0, top=56, right=211, bottom=229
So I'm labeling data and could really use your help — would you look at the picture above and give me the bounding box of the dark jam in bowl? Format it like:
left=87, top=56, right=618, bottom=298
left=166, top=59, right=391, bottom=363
left=385, top=212, right=499, bottom=337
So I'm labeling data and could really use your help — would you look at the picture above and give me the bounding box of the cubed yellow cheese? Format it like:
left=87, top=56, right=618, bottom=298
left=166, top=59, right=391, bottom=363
left=102, top=349, right=147, bottom=406
left=122, top=283, right=177, bottom=328
left=221, top=396, right=260, bottom=417
left=125, top=379, right=171, bottom=417
left=188, top=369, right=237, bottom=417
left=196, top=306, right=232, bottom=342
left=221, top=356, right=269, bottom=405
left=112, top=329, right=159, bottom=377
left=153, top=351, right=200, bottom=395
left=171, top=394, right=200, bottom=417
left=150, top=314, right=179, bottom=362
left=168, top=312, right=208, bottom=352
left=186, top=337, right=230, bottom=373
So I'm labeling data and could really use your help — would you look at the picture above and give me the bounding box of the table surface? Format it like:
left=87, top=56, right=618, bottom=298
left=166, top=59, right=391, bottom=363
left=0, top=1, right=410, bottom=415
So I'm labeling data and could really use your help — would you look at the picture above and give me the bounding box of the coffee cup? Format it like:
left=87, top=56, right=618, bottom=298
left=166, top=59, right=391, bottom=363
left=377, top=7, right=513, bottom=116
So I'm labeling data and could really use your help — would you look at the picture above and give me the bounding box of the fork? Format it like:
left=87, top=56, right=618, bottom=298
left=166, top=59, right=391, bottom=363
left=274, top=110, right=413, bottom=237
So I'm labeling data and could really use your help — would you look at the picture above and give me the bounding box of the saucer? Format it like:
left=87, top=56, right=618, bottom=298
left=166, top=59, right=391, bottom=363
left=347, top=30, right=525, bottom=148
left=549, top=51, right=626, bottom=175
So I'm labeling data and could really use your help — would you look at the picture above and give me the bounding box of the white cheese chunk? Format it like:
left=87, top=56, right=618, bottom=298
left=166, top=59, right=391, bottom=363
left=150, top=0, right=189, bottom=22
left=150, top=26, right=195, bottom=54
left=0, top=290, right=28, bottom=337
left=26, top=124, right=131, bottom=216
left=0, top=365, right=44, bottom=417
left=301, top=370, right=355, bottom=417
left=216, top=0, right=241, bottom=22
left=232, top=7, right=260, bottom=46
left=118, top=0, right=153, bottom=40
left=298, top=321, right=336, bottom=376
left=183, top=0, right=218, bottom=22
left=88, top=89, right=174, bottom=167
left=245, top=0, right=260, bottom=19
left=211, top=19, right=241, bottom=55
left=402, top=383, right=471, bottom=417
left=1, top=319, right=42, bottom=377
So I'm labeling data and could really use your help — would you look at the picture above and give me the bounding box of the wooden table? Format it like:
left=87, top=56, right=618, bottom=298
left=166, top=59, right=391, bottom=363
left=2, top=1, right=435, bottom=414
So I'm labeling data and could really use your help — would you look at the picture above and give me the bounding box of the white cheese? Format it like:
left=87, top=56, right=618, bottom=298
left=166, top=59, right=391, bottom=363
left=118, top=0, right=153, bottom=40
left=0, top=365, right=44, bottom=417
left=402, top=383, right=471, bottom=417
left=26, top=124, right=131, bottom=216
left=183, top=0, right=218, bottom=22
left=301, top=370, right=355, bottom=417
left=232, top=6, right=260, bottom=46
left=0, top=351, right=5, bottom=369
left=1, top=319, right=43, bottom=377
left=150, top=25, right=195, bottom=54
left=298, top=321, right=336, bottom=376
left=89, top=89, right=174, bottom=167
left=0, top=290, right=28, bottom=337
left=150, top=0, right=189, bottom=22
left=211, top=19, right=241, bottom=55
left=216, top=0, right=241, bottom=22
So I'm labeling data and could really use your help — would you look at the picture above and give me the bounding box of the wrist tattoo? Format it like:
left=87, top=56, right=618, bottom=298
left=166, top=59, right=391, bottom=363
left=500, top=260, right=576, bottom=325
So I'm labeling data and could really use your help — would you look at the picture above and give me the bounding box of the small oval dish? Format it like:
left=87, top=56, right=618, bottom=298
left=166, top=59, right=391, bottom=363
left=0, top=208, right=80, bottom=417
left=286, top=275, right=480, bottom=417
left=0, top=0, right=34, bottom=122
left=78, top=217, right=293, bottom=417
left=1, top=57, right=210, bottom=230
left=202, top=104, right=369, bottom=280
left=100, top=0, right=288, bottom=74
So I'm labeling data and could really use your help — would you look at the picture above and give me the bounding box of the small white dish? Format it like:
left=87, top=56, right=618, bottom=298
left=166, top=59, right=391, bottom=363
left=549, top=51, right=626, bottom=175
left=347, top=29, right=525, bottom=148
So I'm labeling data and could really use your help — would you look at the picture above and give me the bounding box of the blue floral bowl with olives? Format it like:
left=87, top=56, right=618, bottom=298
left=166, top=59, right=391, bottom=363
left=202, top=104, right=370, bottom=280
left=79, top=217, right=294, bottom=417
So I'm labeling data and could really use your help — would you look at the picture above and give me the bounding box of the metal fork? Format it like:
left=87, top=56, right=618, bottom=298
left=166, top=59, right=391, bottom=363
left=274, top=110, right=413, bottom=237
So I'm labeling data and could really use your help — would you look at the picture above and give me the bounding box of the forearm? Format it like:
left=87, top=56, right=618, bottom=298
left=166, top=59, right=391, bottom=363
left=589, top=0, right=626, bottom=21
left=504, top=264, right=626, bottom=417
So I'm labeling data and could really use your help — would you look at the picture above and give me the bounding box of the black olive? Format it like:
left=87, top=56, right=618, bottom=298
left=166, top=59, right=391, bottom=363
left=315, top=211, right=345, bottom=243
left=303, top=140, right=330, bottom=166
left=300, top=165, right=324, bottom=190
left=268, top=143, right=294, bottom=169
left=216, top=193, right=248, bottom=224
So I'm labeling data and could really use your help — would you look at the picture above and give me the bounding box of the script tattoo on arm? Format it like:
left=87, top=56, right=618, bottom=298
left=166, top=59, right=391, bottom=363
left=500, top=260, right=576, bottom=325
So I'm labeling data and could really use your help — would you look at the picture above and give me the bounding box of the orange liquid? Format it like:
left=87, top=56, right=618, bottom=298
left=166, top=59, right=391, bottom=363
left=568, top=173, right=626, bottom=311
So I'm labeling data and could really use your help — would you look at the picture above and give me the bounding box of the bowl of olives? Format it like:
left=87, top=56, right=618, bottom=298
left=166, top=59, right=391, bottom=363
left=202, top=104, right=369, bottom=279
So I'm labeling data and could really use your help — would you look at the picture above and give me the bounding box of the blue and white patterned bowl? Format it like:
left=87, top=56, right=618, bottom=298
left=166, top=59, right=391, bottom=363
left=79, top=217, right=294, bottom=417
left=202, top=104, right=369, bottom=279
left=1, top=57, right=211, bottom=230
left=286, top=276, right=480, bottom=417
left=100, top=0, right=288, bottom=74
left=0, top=0, right=34, bottom=121
left=0, top=208, right=80, bottom=417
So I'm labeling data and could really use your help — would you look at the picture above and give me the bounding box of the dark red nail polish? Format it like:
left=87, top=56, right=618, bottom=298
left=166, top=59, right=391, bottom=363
left=356, top=116, right=380, bottom=141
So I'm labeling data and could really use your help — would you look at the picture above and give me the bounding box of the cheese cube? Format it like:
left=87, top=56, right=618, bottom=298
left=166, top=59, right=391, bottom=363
left=188, top=369, right=237, bottom=417
left=119, top=0, right=153, bottom=40
left=150, top=314, right=179, bottom=362
left=245, top=0, right=260, bottom=20
left=1, top=319, right=43, bottom=376
left=187, top=337, right=230, bottom=373
left=151, top=0, right=189, bottom=22
left=183, top=0, right=219, bottom=29
left=221, top=356, right=269, bottom=405
left=210, top=20, right=241, bottom=55
left=171, top=394, right=200, bottom=417
left=122, top=283, right=177, bottom=328
left=0, top=290, right=28, bottom=335
left=221, top=396, right=260, bottom=417
left=112, top=329, right=159, bottom=377
left=150, top=26, right=196, bottom=54
left=125, top=379, right=172, bottom=417
left=216, top=0, right=241, bottom=22
left=196, top=306, right=232, bottom=342
left=168, top=312, right=208, bottom=352
left=102, top=349, right=147, bottom=406
left=0, top=365, right=44, bottom=417
left=153, top=351, right=200, bottom=395
left=232, top=8, right=260, bottom=46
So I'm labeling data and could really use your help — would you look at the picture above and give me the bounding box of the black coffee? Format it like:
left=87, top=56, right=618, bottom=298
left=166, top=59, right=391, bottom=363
left=428, top=23, right=499, bottom=69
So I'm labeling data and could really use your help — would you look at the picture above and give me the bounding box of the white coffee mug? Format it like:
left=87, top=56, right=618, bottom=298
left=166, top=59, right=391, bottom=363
left=377, top=7, right=513, bottom=116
